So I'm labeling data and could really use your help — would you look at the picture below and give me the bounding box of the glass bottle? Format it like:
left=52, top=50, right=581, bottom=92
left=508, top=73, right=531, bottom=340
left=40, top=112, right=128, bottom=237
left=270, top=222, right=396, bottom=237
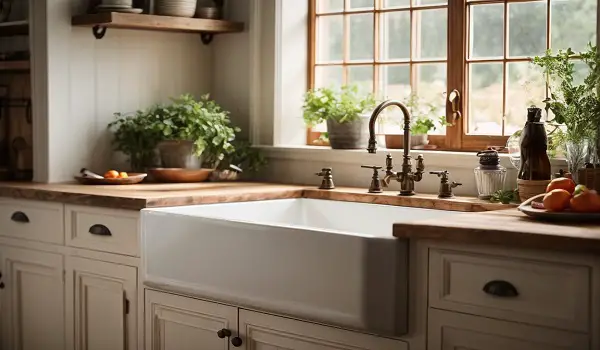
left=474, top=149, right=507, bottom=199
left=518, top=107, right=552, bottom=181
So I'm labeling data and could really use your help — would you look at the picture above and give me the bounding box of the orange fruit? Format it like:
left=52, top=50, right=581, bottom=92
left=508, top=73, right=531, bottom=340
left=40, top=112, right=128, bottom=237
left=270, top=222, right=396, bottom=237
left=104, top=170, right=119, bottom=179
left=570, top=189, right=600, bottom=213
left=546, top=177, right=576, bottom=194
left=119, top=172, right=128, bottom=179
left=543, top=189, right=572, bottom=212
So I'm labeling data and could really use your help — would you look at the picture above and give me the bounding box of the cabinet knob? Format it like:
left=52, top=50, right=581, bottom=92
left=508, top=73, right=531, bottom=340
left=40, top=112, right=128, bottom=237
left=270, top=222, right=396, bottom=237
left=10, top=211, right=29, bottom=223
left=483, top=280, right=519, bottom=297
left=88, top=224, right=112, bottom=236
left=217, top=328, right=232, bottom=339
left=0, top=282, right=4, bottom=289
left=231, top=337, right=243, bottom=347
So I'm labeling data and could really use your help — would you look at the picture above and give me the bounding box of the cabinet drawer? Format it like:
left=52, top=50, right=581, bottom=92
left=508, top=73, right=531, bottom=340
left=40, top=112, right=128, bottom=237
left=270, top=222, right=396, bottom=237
left=428, top=309, right=589, bottom=350
left=429, top=248, right=591, bottom=332
left=65, top=205, right=139, bottom=256
left=0, top=199, right=63, bottom=244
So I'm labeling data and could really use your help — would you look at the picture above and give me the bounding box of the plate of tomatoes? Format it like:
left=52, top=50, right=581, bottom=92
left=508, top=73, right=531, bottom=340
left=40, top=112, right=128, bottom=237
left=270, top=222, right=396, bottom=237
left=518, top=177, right=600, bottom=222
left=74, top=169, right=147, bottom=185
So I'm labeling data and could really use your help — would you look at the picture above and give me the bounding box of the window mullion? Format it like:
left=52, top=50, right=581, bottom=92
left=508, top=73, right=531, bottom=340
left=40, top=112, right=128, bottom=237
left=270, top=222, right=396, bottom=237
left=445, top=0, right=467, bottom=149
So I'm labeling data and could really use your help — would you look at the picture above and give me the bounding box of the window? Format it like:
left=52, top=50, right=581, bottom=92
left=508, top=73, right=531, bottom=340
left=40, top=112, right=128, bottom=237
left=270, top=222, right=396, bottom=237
left=309, top=0, right=598, bottom=150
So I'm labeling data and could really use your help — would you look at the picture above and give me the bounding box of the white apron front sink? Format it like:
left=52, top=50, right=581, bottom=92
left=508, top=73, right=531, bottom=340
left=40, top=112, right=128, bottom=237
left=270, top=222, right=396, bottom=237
left=142, top=198, right=453, bottom=336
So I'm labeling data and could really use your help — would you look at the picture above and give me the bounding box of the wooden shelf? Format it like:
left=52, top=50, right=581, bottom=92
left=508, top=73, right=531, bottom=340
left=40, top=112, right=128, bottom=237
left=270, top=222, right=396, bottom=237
left=0, top=20, right=29, bottom=37
left=0, top=61, right=29, bottom=71
left=71, top=12, right=244, bottom=42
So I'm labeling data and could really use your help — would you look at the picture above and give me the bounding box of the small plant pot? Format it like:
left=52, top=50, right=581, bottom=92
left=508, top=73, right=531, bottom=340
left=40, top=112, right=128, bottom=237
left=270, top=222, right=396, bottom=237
left=384, top=134, right=429, bottom=149
left=157, top=140, right=201, bottom=169
left=326, top=116, right=369, bottom=150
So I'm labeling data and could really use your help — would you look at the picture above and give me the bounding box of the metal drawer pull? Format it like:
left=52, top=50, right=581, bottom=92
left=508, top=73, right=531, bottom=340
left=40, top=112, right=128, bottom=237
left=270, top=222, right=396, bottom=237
left=483, top=280, right=519, bottom=297
left=217, top=329, right=232, bottom=338
left=88, top=224, right=112, bottom=236
left=231, top=337, right=243, bottom=347
left=10, top=211, right=29, bottom=223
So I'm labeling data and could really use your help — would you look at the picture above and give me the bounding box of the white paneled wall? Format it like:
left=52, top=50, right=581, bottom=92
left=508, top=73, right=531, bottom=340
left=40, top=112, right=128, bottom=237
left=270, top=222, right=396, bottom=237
left=35, top=0, right=211, bottom=182
left=67, top=29, right=210, bottom=174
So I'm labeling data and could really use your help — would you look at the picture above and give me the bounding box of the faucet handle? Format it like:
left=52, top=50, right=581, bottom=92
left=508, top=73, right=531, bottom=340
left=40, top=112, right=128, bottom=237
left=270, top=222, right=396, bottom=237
left=315, top=168, right=335, bottom=190
left=361, top=165, right=383, bottom=193
left=416, top=154, right=425, bottom=172
left=429, top=170, right=450, bottom=181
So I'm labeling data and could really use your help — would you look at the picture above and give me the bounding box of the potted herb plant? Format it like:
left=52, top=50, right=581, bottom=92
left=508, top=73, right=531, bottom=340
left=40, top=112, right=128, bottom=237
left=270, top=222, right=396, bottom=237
left=303, top=85, right=376, bottom=149
left=109, top=94, right=239, bottom=171
left=532, top=45, right=600, bottom=180
left=211, top=140, right=267, bottom=181
left=385, top=93, right=447, bottom=149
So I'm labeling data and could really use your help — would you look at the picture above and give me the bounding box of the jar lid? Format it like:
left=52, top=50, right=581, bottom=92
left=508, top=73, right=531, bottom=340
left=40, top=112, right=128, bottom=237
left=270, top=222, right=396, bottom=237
left=477, top=149, right=501, bottom=169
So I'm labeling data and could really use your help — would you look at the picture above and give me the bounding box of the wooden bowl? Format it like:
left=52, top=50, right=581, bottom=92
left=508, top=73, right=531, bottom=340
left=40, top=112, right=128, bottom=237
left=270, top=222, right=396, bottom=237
left=519, top=193, right=600, bottom=222
left=148, top=168, right=214, bottom=183
left=74, top=173, right=147, bottom=185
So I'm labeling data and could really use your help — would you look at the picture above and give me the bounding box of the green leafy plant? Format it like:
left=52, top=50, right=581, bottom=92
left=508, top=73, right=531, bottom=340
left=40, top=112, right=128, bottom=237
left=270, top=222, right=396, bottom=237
left=108, top=111, right=162, bottom=171
left=532, top=45, right=600, bottom=152
left=401, top=93, right=448, bottom=135
left=490, top=189, right=520, bottom=204
left=302, top=85, right=376, bottom=126
left=109, top=94, right=240, bottom=169
left=220, top=140, right=267, bottom=173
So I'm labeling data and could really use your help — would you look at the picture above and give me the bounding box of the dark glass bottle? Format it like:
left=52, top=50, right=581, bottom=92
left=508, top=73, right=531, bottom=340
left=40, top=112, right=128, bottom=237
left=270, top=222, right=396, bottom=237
left=518, top=107, right=552, bottom=180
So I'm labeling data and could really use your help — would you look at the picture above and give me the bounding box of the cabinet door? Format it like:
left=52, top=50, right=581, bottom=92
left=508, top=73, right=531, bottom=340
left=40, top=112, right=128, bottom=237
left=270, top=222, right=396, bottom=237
left=66, top=257, right=137, bottom=350
left=145, top=290, right=237, bottom=350
left=238, top=309, right=408, bottom=350
left=428, top=309, right=589, bottom=350
left=0, top=246, right=65, bottom=350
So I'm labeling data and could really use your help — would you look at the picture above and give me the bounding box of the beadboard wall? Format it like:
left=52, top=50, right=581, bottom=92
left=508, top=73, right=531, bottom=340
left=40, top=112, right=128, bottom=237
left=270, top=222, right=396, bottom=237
left=35, top=0, right=212, bottom=182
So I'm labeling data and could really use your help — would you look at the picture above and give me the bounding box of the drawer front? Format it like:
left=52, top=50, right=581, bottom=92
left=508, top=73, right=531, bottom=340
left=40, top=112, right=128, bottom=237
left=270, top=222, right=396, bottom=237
left=429, top=248, right=591, bottom=332
left=0, top=199, right=64, bottom=244
left=65, top=205, right=139, bottom=256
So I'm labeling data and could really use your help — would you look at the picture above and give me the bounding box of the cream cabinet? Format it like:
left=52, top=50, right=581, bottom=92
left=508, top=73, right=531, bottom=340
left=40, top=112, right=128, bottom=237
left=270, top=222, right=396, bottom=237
left=65, top=257, right=138, bottom=350
left=0, top=245, right=65, bottom=350
left=239, top=309, right=408, bottom=350
left=145, top=290, right=235, bottom=350
left=428, top=309, right=589, bottom=350
left=145, top=290, right=408, bottom=350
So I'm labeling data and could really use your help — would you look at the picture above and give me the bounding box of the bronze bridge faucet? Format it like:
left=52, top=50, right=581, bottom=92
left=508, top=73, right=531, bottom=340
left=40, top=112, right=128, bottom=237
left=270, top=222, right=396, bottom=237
left=366, top=100, right=425, bottom=196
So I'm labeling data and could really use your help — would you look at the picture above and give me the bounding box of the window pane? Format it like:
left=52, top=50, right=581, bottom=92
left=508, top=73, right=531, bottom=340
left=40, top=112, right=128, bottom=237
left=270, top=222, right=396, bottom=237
left=381, top=11, right=410, bottom=61
left=380, top=65, right=411, bottom=100
left=380, top=65, right=411, bottom=133
left=349, top=0, right=374, bottom=9
left=415, top=0, right=447, bottom=5
left=551, top=0, right=597, bottom=52
left=415, top=64, right=447, bottom=134
left=468, top=63, right=503, bottom=135
left=469, top=3, right=504, bottom=59
left=348, top=65, right=374, bottom=94
left=317, top=16, right=343, bottom=62
left=315, top=65, right=344, bottom=88
left=383, top=0, right=410, bottom=8
left=415, top=9, right=447, bottom=59
left=508, top=1, right=547, bottom=57
left=505, top=62, right=546, bottom=136
left=318, top=0, right=344, bottom=13
left=349, top=14, right=374, bottom=61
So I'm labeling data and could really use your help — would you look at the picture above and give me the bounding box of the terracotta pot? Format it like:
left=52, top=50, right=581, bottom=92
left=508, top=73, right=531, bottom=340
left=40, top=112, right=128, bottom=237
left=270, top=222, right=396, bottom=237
left=384, top=134, right=429, bottom=149
left=326, top=116, right=369, bottom=150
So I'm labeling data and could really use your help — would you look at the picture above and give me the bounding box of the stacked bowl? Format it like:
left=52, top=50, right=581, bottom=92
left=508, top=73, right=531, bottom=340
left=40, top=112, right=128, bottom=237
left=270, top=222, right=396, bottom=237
left=155, top=0, right=197, bottom=17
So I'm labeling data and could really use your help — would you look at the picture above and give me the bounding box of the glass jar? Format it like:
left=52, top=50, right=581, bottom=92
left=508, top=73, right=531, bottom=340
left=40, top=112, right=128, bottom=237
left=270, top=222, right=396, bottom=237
left=474, top=150, right=507, bottom=199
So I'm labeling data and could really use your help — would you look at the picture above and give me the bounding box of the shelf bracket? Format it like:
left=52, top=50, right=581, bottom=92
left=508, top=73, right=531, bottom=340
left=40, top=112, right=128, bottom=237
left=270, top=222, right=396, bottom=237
left=92, top=25, right=107, bottom=39
left=200, top=33, right=214, bottom=45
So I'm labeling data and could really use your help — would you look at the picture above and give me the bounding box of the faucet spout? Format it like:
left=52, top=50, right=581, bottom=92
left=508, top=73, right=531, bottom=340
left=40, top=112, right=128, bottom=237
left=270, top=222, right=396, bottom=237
left=367, top=100, right=412, bottom=155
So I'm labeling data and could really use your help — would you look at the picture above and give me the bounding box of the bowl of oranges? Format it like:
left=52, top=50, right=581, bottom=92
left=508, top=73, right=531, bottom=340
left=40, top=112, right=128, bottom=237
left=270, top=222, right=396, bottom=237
left=74, top=168, right=147, bottom=185
left=518, top=177, right=600, bottom=222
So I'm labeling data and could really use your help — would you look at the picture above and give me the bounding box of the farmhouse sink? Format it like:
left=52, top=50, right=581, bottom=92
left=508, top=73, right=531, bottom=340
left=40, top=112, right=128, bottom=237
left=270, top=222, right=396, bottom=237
left=142, top=199, right=453, bottom=335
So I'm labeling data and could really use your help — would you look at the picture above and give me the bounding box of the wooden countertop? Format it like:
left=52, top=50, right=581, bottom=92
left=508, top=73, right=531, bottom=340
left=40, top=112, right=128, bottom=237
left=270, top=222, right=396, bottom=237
left=394, top=209, right=600, bottom=254
left=0, top=181, right=510, bottom=211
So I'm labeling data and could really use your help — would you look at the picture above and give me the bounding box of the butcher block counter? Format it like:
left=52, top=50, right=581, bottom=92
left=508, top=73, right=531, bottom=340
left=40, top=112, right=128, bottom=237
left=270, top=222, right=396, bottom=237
left=0, top=181, right=598, bottom=253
